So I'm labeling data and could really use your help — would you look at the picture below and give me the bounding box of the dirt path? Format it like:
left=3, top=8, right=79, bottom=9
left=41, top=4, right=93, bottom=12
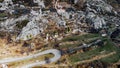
left=75, top=51, right=116, bottom=64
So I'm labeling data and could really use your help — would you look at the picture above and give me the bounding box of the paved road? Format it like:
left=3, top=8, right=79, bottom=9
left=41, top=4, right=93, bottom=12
left=0, top=49, right=61, bottom=68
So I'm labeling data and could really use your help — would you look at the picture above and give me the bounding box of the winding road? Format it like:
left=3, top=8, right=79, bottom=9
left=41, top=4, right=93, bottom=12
left=0, top=49, right=61, bottom=68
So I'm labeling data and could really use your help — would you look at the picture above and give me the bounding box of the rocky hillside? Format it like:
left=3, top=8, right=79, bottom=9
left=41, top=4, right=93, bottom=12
left=0, top=0, right=120, bottom=68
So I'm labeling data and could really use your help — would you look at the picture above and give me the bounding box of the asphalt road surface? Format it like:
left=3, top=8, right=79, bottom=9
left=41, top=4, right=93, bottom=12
left=0, top=49, right=61, bottom=68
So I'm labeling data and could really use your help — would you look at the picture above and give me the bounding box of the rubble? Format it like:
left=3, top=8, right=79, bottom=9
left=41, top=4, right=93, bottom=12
left=0, top=15, right=28, bottom=32
left=0, top=0, right=120, bottom=68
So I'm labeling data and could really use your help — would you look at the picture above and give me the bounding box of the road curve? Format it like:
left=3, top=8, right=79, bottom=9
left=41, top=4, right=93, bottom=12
left=0, top=49, right=61, bottom=68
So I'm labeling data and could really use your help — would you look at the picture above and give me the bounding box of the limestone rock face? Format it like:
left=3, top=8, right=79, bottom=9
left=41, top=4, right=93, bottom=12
left=86, top=0, right=114, bottom=14
left=0, top=0, right=119, bottom=41
left=16, top=21, right=40, bottom=40
left=0, top=15, right=28, bottom=32
left=0, top=0, right=13, bottom=10
left=92, top=16, right=106, bottom=29
left=86, top=12, right=106, bottom=29
left=84, top=0, right=119, bottom=29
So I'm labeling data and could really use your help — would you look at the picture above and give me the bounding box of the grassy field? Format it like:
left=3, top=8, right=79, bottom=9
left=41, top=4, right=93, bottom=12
left=62, top=33, right=100, bottom=42
left=100, top=40, right=120, bottom=63
left=68, top=38, right=120, bottom=64
left=59, top=33, right=100, bottom=49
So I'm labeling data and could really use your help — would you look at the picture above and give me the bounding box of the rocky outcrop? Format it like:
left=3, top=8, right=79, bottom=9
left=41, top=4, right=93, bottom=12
left=83, top=0, right=119, bottom=29
left=85, top=12, right=106, bottom=29
left=0, top=15, right=28, bottom=32
left=85, top=0, right=115, bottom=14
left=0, top=0, right=119, bottom=40
left=16, top=20, right=40, bottom=40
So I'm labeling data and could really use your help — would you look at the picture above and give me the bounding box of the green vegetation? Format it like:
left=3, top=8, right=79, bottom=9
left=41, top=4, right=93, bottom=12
left=16, top=20, right=29, bottom=29
left=69, top=49, right=100, bottom=63
left=68, top=38, right=120, bottom=64
left=60, top=42, right=81, bottom=49
left=100, top=53, right=120, bottom=63
left=60, top=33, right=100, bottom=49
left=60, top=37, right=100, bottom=49
left=100, top=40, right=120, bottom=63
left=62, top=33, right=100, bottom=42
left=0, top=13, right=7, bottom=17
